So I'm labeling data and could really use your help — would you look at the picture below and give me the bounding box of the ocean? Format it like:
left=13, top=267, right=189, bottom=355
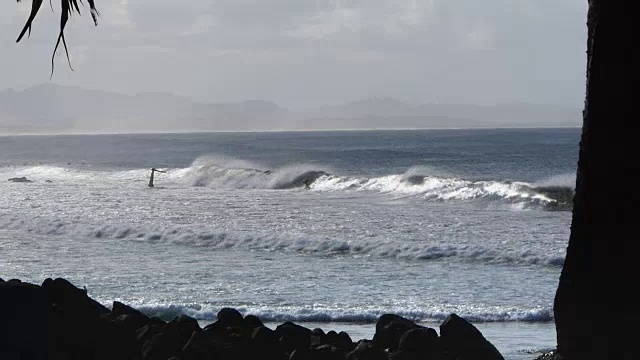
left=0, top=128, right=579, bottom=359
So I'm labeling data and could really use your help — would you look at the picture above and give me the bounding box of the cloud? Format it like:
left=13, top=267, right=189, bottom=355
left=1, top=0, right=589, bottom=109
left=104, top=0, right=134, bottom=29
left=181, top=14, right=215, bottom=36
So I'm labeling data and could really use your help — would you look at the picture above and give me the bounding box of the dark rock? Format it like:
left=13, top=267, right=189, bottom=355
left=534, top=350, right=563, bottom=360
left=169, top=315, right=201, bottom=347
left=0, top=280, right=49, bottom=360
left=389, top=327, right=440, bottom=360
left=307, top=344, right=346, bottom=360
left=142, top=332, right=183, bottom=360
left=180, top=330, right=216, bottom=360
left=398, top=327, right=438, bottom=352
left=289, top=348, right=307, bottom=360
left=373, top=314, right=420, bottom=351
left=149, top=316, right=166, bottom=326
left=111, top=301, right=152, bottom=332
left=251, top=326, right=287, bottom=360
left=42, top=277, right=110, bottom=317
left=8, top=176, right=33, bottom=182
left=275, top=321, right=312, bottom=355
left=345, top=339, right=386, bottom=360
left=113, top=300, right=151, bottom=321
left=202, top=320, right=225, bottom=334
left=217, top=307, right=243, bottom=328
left=244, top=314, right=265, bottom=329
left=91, top=314, right=140, bottom=360
left=439, top=313, right=504, bottom=360
left=336, top=331, right=354, bottom=352
left=142, top=316, right=200, bottom=360
left=137, top=324, right=164, bottom=346
left=0, top=280, right=511, bottom=360
left=319, top=330, right=354, bottom=352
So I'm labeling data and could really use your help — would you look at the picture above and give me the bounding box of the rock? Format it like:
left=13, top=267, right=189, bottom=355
left=373, top=314, right=420, bottom=351
left=169, top=315, right=202, bottom=347
left=439, top=313, right=504, bottom=360
left=275, top=321, right=312, bottom=355
left=250, top=326, right=287, bottom=360
left=8, top=176, right=33, bottom=182
left=307, top=344, right=346, bottom=360
left=534, top=350, right=563, bottom=360
left=321, top=330, right=354, bottom=352
left=345, top=340, right=386, bottom=360
left=42, top=278, right=110, bottom=317
left=142, top=316, right=200, bottom=360
left=390, top=327, right=440, bottom=360
left=244, top=314, right=265, bottom=330
left=180, top=330, right=216, bottom=360
left=0, top=280, right=49, bottom=360
left=398, top=327, right=438, bottom=352
left=0, top=279, right=515, bottom=360
left=217, top=307, right=243, bottom=328
left=111, top=300, right=152, bottom=331
left=142, top=331, right=182, bottom=360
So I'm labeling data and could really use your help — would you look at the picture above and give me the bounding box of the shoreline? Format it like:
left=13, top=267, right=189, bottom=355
left=1, top=277, right=558, bottom=360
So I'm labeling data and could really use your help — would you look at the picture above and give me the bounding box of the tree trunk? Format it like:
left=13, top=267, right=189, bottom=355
left=554, top=1, right=637, bottom=359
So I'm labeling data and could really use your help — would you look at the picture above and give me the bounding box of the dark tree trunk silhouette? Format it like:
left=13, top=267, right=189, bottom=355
left=554, top=1, right=637, bottom=359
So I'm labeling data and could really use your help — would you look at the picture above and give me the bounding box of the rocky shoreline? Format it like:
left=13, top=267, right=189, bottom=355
left=1, top=277, right=558, bottom=360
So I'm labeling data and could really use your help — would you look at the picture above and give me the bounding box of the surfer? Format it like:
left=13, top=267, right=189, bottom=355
left=148, top=168, right=166, bottom=188
left=303, top=178, right=311, bottom=190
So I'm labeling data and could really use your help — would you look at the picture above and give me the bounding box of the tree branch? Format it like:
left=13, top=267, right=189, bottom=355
left=16, top=0, right=100, bottom=77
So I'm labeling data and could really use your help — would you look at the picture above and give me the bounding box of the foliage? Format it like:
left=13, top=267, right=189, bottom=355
left=16, top=0, right=99, bottom=77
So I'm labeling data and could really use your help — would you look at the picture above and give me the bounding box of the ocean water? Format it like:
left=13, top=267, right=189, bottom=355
left=0, top=128, right=579, bottom=359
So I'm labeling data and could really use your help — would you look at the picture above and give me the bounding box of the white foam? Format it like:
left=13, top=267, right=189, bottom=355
left=0, top=216, right=565, bottom=267
left=100, top=301, right=554, bottom=324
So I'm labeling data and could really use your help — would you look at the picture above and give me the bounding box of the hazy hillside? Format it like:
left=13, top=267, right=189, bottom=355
left=0, top=84, right=581, bottom=134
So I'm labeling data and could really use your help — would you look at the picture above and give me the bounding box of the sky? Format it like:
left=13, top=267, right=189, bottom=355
left=1, top=0, right=587, bottom=109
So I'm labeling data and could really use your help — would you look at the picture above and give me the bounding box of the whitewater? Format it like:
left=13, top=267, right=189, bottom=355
left=0, top=128, right=579, bottom=359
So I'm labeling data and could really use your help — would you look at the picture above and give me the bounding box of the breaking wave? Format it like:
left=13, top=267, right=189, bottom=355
left=98, top=301, right=553, bottom=324
left=1, top=156, right=574, bottom=211
left=0, top=217, right=566, bottom=267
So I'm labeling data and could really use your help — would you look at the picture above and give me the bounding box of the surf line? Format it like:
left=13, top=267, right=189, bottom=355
left=148, top=168, right=167, bottom=188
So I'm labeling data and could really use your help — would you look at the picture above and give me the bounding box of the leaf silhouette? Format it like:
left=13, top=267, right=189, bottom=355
left=16, top=0, right=100, bottom=77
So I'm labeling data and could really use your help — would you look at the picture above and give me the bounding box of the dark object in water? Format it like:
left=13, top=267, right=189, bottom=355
left=8, top=176, right=33, bottom=183
left=303, top=178, right=311, bottom=190
left=536, top=186, right=575, bottom=211
left=148, top=168, right=167, bottom=188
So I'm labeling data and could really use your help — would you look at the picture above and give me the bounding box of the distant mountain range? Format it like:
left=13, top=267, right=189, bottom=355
left=0, top=84, right=581, bottom=134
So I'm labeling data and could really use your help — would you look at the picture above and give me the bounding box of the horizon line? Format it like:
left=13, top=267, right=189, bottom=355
left=0, top=125, right=582, bottom=137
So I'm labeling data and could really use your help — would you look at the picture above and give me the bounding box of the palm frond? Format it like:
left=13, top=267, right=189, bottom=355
left=16, top=0, right=100, bottom=77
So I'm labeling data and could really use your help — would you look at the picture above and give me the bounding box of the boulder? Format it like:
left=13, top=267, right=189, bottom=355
left=390, top=327, right=440, bottom=360
left=345, top=340, right=386, bottom=360
left=373, top=314, right=420, bottom=351
left=439, top=313, right=504, bottom=360
left=0, top=280, right=49, bottom=360
left=275, top=321, right=312, bottom=355
left=8, top=176, right=33, bottom=183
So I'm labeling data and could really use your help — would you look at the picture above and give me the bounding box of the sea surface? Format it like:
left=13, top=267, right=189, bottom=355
left=0, top=128, right=580, bottom=359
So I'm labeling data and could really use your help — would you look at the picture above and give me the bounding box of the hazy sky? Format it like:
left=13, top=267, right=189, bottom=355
left=1, top=0, right=587, bottom=108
